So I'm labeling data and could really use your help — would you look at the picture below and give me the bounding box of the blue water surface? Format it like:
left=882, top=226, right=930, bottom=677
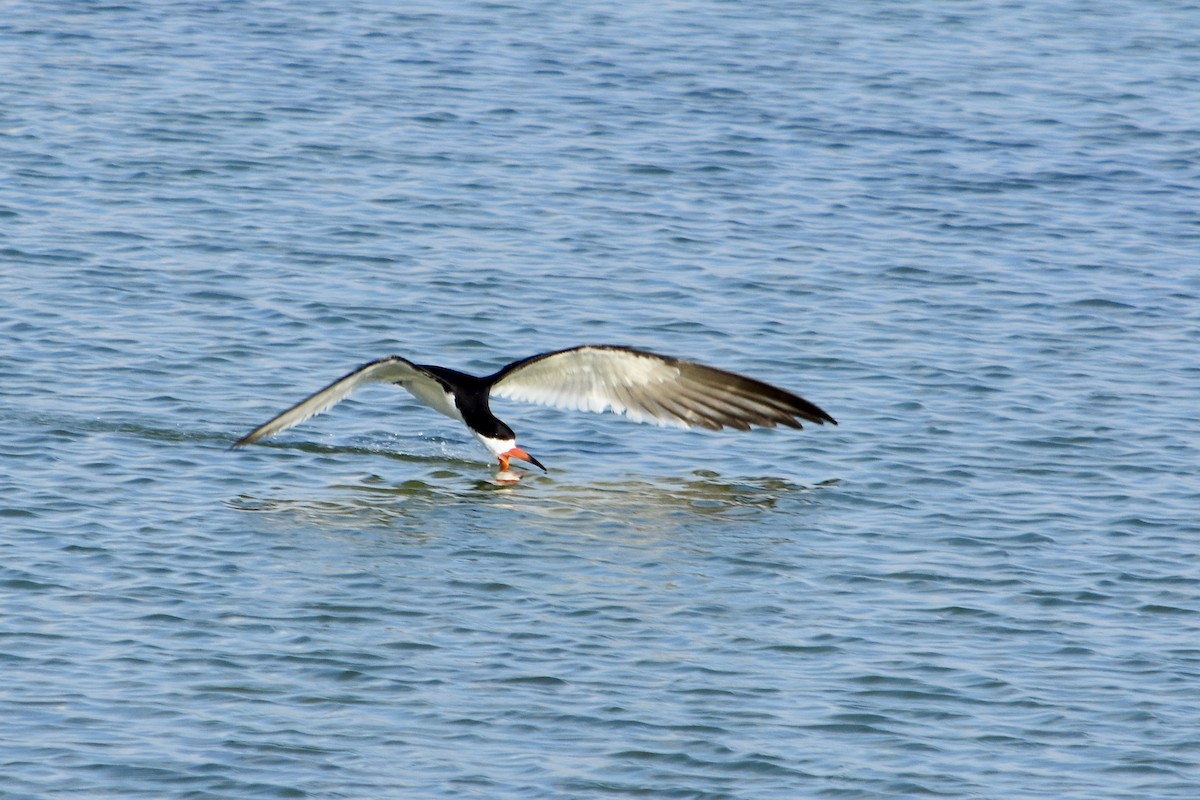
left=2, top=1, right=1199, bottom=798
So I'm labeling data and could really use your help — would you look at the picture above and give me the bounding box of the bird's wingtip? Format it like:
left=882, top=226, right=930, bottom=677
left=230, top=434, right=256, bottom=449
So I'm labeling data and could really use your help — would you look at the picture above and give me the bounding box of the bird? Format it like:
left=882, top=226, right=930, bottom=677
left=233, top=344, right=836, bottom=475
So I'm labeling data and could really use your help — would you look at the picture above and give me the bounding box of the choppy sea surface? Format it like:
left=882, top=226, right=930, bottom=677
left=3, top=1, right=1199, bottom=798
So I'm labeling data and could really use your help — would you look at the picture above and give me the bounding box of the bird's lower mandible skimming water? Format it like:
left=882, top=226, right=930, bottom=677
left=234, top=345, right=836, bottom=479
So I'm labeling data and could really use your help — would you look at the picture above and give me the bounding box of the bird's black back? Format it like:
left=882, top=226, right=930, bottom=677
left=419, top=364, right=515, bottom=441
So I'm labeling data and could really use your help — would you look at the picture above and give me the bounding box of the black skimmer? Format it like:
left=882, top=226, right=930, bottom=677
left=234, top=345, right=836, bottom=476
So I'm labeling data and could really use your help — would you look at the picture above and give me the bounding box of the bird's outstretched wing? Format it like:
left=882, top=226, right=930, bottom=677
left=488, top=345, right=836, bottom=431
left=234, top=356, right=436, bottom=447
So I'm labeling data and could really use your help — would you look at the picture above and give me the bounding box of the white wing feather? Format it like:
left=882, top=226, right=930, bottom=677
left=491, top=346, right=689, bottom=427
left=234, top=356, right=439, bottom=446
left=489, top=345, right=836, bottom=431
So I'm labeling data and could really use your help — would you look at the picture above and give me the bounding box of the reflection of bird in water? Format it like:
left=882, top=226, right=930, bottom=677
left=234, top=345, right=836, bottom=478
